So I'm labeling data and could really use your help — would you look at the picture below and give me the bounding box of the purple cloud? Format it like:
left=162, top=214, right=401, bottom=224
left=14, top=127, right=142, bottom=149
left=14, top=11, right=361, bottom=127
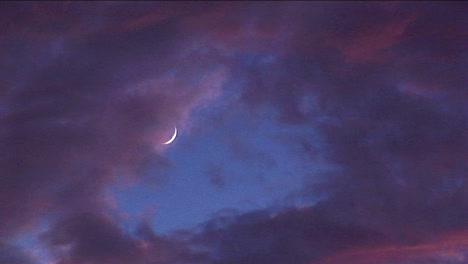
left=42, top=212, right=209, bottom=264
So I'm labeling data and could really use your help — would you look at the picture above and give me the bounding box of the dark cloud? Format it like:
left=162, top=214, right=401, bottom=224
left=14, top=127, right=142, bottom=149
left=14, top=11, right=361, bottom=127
left=42, top=213, right=209, bottom=264
left=0, top=2, right=212, bottom=40
left=134, top=221, right=210, bottom=264
left=193, top=207, right=386, bottom=264
left=42, top=213, right=144, bottom=264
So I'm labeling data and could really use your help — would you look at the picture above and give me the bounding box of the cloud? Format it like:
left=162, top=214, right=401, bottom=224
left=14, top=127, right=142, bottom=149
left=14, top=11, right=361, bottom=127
left=42, top=213, right=144, bottom=264
left=41, top=213, right=209, bottom=264
left=193, top=207, right=386, bottom=264
left=319, top=231, right=468, bottom=264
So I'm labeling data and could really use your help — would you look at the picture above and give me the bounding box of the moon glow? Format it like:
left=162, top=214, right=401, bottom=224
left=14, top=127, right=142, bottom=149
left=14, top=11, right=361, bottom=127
left=163, top=126, right=177, bottom=145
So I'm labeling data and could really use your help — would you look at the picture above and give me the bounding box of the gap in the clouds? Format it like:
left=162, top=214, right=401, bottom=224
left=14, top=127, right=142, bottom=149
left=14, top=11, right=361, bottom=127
left=111, top=51, right=336, bottom=235
left=113, top=88, right=331, bottom=235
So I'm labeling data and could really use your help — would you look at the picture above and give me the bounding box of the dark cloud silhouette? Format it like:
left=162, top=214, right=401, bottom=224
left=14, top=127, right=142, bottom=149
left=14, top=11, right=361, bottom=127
left=42, top=213, right=144, bottom=264
left=193, top=207, right=387, bottom=264
left=0, top=1, right=466, bottom=263
left=42, top=213, right=209, bottom=264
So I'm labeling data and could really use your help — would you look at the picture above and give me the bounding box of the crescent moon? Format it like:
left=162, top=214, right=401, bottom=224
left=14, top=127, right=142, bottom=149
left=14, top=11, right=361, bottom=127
left=163, top=126, right=177, bottom=145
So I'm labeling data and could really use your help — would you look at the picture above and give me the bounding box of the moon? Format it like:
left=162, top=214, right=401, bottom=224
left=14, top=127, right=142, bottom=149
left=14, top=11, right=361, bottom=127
left=163, top=126, right=177, bottom=145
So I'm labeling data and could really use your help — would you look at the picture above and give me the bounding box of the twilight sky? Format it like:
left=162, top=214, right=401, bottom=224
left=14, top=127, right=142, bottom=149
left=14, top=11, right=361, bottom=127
left=0, top=2, right=467, bottom=264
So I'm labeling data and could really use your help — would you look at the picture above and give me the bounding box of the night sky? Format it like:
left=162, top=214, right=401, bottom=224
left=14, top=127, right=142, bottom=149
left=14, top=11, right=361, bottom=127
left=1, top=2, right=467, bottom=264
